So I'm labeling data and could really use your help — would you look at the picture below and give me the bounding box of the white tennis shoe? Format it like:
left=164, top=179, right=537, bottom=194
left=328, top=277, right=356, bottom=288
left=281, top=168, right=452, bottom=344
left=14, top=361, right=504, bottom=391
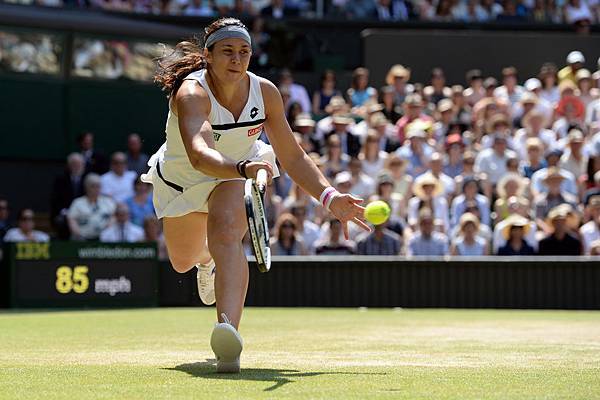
left=211, top=313, right=243, bottom=373
left=196, top=260, right=216, bottom=306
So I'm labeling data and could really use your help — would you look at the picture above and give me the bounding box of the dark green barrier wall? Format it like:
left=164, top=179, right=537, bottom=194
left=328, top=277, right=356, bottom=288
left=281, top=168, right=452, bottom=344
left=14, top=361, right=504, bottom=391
left=0, top=77, right=168, bottom=161
left=158, top=257, right=600, bottom=310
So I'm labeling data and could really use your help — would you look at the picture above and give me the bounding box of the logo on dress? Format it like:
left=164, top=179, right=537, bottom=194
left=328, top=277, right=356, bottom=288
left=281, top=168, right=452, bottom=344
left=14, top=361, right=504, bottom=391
left=250, top=107, right=259, bottom=119
left=247, top=125, right=263, bottom=137
left=213, top=132, right=221, bottom=142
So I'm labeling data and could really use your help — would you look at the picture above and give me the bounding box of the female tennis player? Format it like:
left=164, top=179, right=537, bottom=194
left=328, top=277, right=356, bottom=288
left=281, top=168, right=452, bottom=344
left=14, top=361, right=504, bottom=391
left=144, top=17, right=369, bottom=373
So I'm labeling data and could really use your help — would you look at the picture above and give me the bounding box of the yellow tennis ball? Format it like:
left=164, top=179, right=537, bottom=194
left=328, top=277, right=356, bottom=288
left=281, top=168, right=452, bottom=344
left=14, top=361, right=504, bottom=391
left=364, top=200, right=391, bottom=225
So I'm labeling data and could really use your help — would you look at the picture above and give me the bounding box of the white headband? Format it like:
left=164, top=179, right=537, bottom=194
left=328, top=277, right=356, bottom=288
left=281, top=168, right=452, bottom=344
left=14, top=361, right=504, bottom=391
left=205, top=25, right=251, bottom=49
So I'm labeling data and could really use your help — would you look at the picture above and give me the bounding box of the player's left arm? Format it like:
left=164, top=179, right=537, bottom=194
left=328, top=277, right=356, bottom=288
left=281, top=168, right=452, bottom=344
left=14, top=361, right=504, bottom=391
left=260, top=79, right=370, bottom=238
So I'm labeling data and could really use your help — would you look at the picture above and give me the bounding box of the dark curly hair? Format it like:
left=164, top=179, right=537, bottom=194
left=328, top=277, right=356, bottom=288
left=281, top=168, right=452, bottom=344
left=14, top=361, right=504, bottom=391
left=154, top=17, right=248, bottom=97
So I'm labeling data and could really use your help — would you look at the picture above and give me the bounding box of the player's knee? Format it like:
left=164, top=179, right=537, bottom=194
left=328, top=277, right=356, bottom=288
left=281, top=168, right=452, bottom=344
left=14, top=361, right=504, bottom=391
left=169, top=257, right=196, bottom=274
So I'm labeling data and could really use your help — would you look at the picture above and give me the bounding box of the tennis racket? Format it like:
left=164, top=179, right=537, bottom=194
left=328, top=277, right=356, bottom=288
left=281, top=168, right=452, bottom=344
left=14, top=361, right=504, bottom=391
left=244, top=168, right=271, bottom=273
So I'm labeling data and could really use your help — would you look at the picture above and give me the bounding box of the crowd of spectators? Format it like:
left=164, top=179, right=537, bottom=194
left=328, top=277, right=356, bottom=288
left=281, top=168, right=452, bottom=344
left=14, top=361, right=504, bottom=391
left=3, top=0, right=600, bottom=27
left=1, top=49, right=600, bottom=259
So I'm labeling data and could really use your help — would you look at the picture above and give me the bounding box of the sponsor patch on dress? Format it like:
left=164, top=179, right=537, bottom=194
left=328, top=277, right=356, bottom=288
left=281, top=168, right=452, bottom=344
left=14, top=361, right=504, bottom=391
left=247, top=125, right=263, bottom=137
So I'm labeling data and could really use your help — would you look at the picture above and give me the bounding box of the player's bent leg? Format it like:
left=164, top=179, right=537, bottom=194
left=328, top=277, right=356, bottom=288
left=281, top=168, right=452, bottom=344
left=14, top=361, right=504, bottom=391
left=207, top=180, right=249, bottom=330
left=163, top=212, right=211, bottom=273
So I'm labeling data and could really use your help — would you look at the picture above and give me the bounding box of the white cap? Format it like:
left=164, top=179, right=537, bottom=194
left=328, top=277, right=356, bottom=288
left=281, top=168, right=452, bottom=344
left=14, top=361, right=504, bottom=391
left=566, top=50, right=585, bottom=64
left=524, top=78, right=542, bottom=91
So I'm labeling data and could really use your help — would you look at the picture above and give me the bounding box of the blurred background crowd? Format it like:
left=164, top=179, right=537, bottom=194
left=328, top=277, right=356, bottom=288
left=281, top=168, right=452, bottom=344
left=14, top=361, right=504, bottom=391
left=2, top=0, right=600, bottom=28
left=2, top=49, right=600, bottom=258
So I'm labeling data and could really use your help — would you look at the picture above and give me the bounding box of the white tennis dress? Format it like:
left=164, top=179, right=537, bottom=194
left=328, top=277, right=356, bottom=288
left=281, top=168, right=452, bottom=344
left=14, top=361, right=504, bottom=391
left=141, top=69, right=279, bottom=218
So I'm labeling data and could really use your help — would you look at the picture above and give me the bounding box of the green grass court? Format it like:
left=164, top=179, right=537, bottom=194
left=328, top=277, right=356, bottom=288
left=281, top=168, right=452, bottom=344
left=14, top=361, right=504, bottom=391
left=1, top=308, right=599, bottom=399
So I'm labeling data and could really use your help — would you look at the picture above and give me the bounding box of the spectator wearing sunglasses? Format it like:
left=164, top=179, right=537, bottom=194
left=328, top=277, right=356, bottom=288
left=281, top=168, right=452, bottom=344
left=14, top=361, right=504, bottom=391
left=3, top=208, right=49, bottom=243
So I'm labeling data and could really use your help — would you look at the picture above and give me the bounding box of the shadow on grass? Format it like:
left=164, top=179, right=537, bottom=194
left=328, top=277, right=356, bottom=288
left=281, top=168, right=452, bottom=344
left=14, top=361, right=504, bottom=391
left=164, top=359, right=386, bottom=391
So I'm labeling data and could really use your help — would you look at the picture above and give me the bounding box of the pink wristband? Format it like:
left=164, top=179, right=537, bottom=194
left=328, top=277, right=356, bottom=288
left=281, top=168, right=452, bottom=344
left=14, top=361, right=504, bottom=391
left=319, top=187, right=339, bottom=211
left=319, top=187, right=336, bottom=207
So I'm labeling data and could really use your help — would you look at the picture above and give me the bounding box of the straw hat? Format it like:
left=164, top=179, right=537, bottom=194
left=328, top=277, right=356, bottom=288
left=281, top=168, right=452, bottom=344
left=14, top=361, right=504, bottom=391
left=542, top=167, right=565, bottom=184
left=459, top=212, right=480, bottom=232
left=545, top=203, right=580, bottom=230
left=295, top=113, right=315, bottom=127
left=522, top=109, right=548, bottom=130
left=332, top=113, right=354, bottom=125
left=497, top=173, right=526, bottom=199
left=386, top=64, right=411, bottom=85
left=502, top=214, right=531, bottom=240
left=486, top=113, right=510, bottom=133
left=413, top=173, right=443, bottom=199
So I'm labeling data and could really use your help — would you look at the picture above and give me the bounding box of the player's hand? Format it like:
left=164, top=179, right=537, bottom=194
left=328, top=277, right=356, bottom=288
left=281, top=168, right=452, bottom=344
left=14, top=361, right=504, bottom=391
left=329, top=194, right=372, bottom=240
left=245, top=161, right=274, bottom=183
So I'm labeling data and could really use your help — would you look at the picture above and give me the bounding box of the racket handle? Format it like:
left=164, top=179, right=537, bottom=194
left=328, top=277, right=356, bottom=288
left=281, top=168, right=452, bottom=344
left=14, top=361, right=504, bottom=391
left=256, top=168, right=268, bottom=193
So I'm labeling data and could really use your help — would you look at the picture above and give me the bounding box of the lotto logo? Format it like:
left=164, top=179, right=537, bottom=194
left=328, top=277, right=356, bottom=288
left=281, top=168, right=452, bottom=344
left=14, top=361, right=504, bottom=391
left=247, top=125, right=263, bottom=137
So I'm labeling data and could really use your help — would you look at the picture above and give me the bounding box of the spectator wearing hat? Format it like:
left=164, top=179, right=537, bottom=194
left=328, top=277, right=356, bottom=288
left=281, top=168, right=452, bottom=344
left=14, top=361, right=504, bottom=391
left=534, top=167, right=579, bottom=228
left=480, top=114, right=515, bottom=149
left=426, top=152, right=455, bottom=198
left=450, top=85, right=472, bottom=127
left=576, top=69, right=596, bottom=108
left=3, top=208, right=49, bottom=243
left=351, top=100, right=385, bottom=139
left=395, top=123, right=434, bottom=178
left=451, top=176, right=490, bottom=228
left=269, top=213, right=308, bottom=256
left=315, top=96, right=349, bottom=142
left=408, top=173, right=449, bottom=232
left=513, top=110, right=555, bottom=161
left=464, top=69, right=485, bottom=107
left=315, top=217, right=356, bottom=255
left=294, top=113, right=320, bottom=153
left=482, top=76, right=499, bottom=99
left=326, top=114, right=361, bottom=158
left=424, top=68, right=451, bottom=105
left=497, top=214, right=535, bottom=256
left=347, top=157, right=376, bottom=200
left=385, top=154, right=414, bottom=203
left=67, top=173, right=116, bottom=241
left=126, top=133, right=149, bottom=177
left=290, top=203, right=320, bottom=254
left=443, top=134, right=464, bottom=178
left=394, top=93, right=434, bottom=143
left=494, top=66, right=524, bottom=107
left=359, top=131, right=388, bottom=180
left=538, top=204, right=582, bottom=255
left=380, top=85, right=403, bottom=124
left=513, top=92, right=540, bottom=128
left=406, top=208, right=449, bottom=256
left=385, top=64, right=413, bottom=106
left=531, top=149, right=578, bottom=198
left=346, top=67, right=377, bottom=109
left=450, top=213, right=488, bottom=256
left=559, top=51, right=586, bottom=85
left=475, top=132, right=517, bottom=185
left=100, top=203, right=144, bottom=243
left=494, top=173, right=527, bottom=223
left=369, top=112, right=401, bottom=153
left=356, top=218, right=402, bottom=255
left=449, top=200, right=493, bottom=242
left=493, top=197, right=538, bottom=253
left=521, top=138, right=548, bottom=179
left=432, top=99, right=455, bottom=141
left=312, top=70, right=341, bottom=116
left=523, top=77, right=554, bottom=119
left=320, top=134, right=350, bottom=179
left=580, top=196, right=600, bottom=254
left=559, top=129, right=588, bottom=179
